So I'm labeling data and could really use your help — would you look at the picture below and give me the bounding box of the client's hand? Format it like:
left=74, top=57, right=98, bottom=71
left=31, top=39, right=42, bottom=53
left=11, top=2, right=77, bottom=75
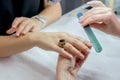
left=30, top=32, right=92, bottom=59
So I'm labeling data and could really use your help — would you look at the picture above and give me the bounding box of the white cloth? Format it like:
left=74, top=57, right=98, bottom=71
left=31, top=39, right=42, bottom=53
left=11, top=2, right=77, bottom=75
left=0, top=5, right=120, bottom=80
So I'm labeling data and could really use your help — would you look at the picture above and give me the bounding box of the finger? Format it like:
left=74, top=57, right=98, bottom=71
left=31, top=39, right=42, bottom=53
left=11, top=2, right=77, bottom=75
left=63, top=43, right=85, bottom=59
left=12, top=17, right=26, bottom=28
left=76, top=38, right=92, bottom=49
left=22, top=23, right=33, bottom=34
left=65, top=34, right=90, bottom=54
left=6, top=27, right=17, bottom=34
left=73, top=35, right=92, bottom=49
left=87, top=1, right=106, bottom=7
left=71, top=59, right=84, bottom=75
left=81, top=13, right=106, bottom=26
left=70, top=39, right=90, bottom=55
left=83, top=41, right=92, bottom=49
left=16, top=20, right=29, bottom=36
left=72, top=52, right=90, bottom=75
left=80, top=7, right=106, bottom=24
left=53, top=45, right=73, bottom=59
left=80, top=8, right=96, bottom=23
left=31, top=25, right=40, bottom=32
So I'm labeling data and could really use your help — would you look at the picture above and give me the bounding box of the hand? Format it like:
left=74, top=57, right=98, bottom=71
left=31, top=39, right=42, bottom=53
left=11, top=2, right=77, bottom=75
left=30, top=32, right=92, bottom=59
left=6, top=17, right=42, bottom=36
left=80, top=1, right=120, bottom=36
left=56, top=53, right=89, bottom=80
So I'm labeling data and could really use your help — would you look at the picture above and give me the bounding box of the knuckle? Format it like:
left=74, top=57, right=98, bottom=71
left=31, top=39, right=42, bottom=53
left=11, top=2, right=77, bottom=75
left=72, top=39, right=79, bottom=44
left=58, top=32, right=68, bottom=38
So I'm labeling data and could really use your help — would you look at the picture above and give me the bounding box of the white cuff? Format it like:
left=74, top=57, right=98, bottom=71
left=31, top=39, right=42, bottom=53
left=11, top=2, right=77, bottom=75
left=32, top=15, right=47, bottom=29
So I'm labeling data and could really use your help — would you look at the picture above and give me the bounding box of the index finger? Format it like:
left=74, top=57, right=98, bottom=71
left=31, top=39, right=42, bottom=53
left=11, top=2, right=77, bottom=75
left=87, top=1, right=106, bottom=7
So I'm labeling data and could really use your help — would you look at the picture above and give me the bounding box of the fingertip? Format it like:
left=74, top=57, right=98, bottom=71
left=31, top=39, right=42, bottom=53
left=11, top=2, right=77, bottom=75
left=85, top=41, right=92, bottom=48
left=87, top=2, right=90, bottom=5
left=12, top=25, right=16, bottom=28
left=86, top=49, right=90, bottom=54
left=66, top=54, right=73, bottom=60
left=16, top=33, right=20, bottom=36
left=22, top=31, right=26, bottom=34
left=6, top=30, right=10, bottom=34
left=79, top=54, right=85, bottom=59
left=81, top=23, right=86, bottom=27
left=31, top=29, right=36, bottom=32
left=87, top=1, right=93, bottom=5
left=6, top=29, right=13, bottom=34
left=32, top=27, right=38, bottom=32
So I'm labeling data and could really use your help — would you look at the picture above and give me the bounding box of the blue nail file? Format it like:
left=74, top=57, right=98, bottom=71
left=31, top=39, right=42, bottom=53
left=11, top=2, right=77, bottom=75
left=77, top=12, right=102, bottom=53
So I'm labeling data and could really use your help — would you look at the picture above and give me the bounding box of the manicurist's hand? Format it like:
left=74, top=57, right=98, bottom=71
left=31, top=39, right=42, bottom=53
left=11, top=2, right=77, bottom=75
left=80, top=1, right=120, bottom=36
left=56, top=52, right=90, bottom=80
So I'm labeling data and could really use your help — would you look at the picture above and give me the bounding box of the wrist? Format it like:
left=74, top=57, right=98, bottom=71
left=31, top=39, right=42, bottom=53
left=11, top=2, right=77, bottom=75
left=26, top=32, right=39, bottom=46
left=31, top=15, right=47, bottom=29
left=56, top=72, right=76, bottom=80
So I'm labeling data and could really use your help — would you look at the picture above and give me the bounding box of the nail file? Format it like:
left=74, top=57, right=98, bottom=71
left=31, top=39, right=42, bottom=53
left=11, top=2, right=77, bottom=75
left=77, top=12, right=102, bottom=53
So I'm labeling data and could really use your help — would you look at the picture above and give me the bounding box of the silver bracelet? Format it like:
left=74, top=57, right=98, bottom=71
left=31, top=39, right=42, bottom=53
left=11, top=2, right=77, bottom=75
left=32, top=15, right=47, bottom=29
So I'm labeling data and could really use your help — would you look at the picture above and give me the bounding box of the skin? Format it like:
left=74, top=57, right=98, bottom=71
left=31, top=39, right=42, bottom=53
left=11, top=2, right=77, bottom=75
left=6, top=0, right=62, bottom=36
left=56, top=1, right=120, bottom=80
left=0, top=0, right=63, bottom=57
left=56, top=47, right=91, bottom=80
left=0, top=32, right=92, bottom=59
left=0, top=0, right=92, bottom=60
left=80, top=1, right=120, bottom=37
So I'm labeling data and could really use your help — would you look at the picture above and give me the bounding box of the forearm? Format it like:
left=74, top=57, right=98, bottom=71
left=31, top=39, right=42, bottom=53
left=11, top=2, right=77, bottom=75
left=38, top=1, right=62, bottom=26
left=0, top=34, right=36, bottom=57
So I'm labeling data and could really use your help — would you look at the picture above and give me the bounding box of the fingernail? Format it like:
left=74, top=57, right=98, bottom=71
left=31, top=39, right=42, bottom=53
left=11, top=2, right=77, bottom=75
left=80, top=55, right=85, bottom=59
left=88, top=43, right=92, bottom=47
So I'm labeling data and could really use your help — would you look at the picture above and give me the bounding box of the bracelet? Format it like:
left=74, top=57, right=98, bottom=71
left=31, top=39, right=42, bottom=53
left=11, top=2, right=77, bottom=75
left=32, top=15, right=47, bottom=29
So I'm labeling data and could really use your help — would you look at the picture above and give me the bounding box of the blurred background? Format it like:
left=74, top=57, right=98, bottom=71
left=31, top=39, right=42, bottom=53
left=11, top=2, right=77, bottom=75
left=60, top=0, right=91, bottom=14
left=60, top=0, right=120, bottom=15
